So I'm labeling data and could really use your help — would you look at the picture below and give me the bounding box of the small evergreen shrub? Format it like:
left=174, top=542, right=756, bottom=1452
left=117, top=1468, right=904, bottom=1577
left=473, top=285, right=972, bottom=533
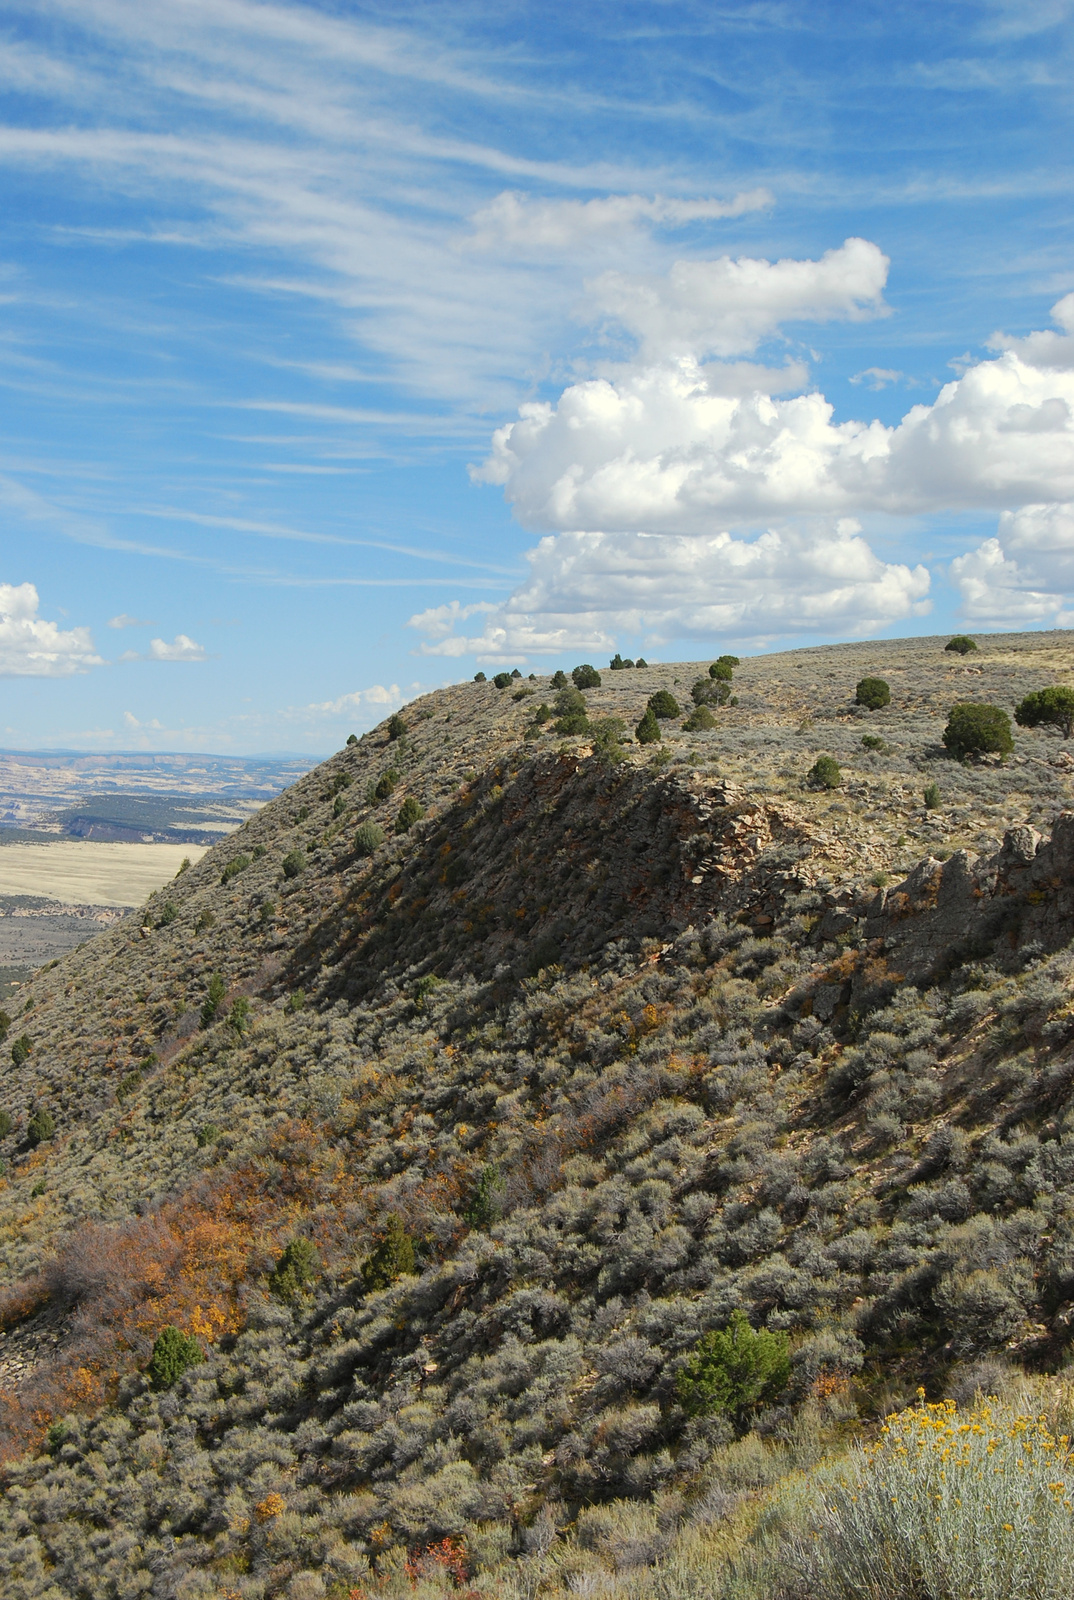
left=147, top=1325, right=203, bottom=1390
left=511, top=687, right=534, bottom=701
left=531, top=702, right=553, bottom=725
left=924, top=781, right=942, bottom=809
left=201, top=973, right=226, bottom=1028
left=551, top=669, right=568, bottom=688
left=677, top=1309, right=790, bottom=1425
left=855, top=676, right=891, bottom=709
left=116, top=1069, right=143, bottom=1102
left=609, top=653, right=634, bottom=670
left=465, top=1164, right=507, bottom=1229
left=809, top=755, right=842, bottom=789
left=195, top=910, right=215, bottom=934
left=492, top=671, right=513, bottom=689
left=374, top=768, right=399, bottom=800
left=591, top=717, right=627, bottom=764
left=10, top=1035, right=31, bottom=1067
left=860, top=734, right=891, bottom=752
left=229, top=998, right=251, bottom=1035
left=157, top=901, right=178, bottom=926
left=473, top=670, right=486, bottom=682
left=286, top=989, right=305, bottom=1013
left=635, top=707, right=661, bottom=744
left=195, top=1123, right=221, bottom=1148
left=1015, top=685, right=1074, bottom=739
left=0, top=1111, right=11, bottom=1138
left=281, top=848, right=306, bottom=878
left=0, top=1010, right=9, bottom=1043
left=26, top=1108, right=55, bottom=1146
left=269, top=1237, right=321, bottom=1302
left=692, top=677, right=728, bottom=707
left=361, top=1216, right=417, bottom=1292
left=220, top=854, right=251, bottom=885
left=710, top=660, right=733, bottom=682
left=510, top=668, right=521, bottom=678
left=395, top=796, right=425, bottom=833
left=354, top=821, right=385, bottom=857
left=683, top=705, right=716, bottom=731
left=175, top=857, right=191, bottom=876
left=943, top=702, right=1013, bottom=759
left=346, top=732, right=358, bottom=744
left=554, top=711, right=590, bottom=736
left=648, top=689, right=681, bottom=718
left=635, top=656, right=648, bottom=667
left=572, top=663, right=601, bottom=688
left=716, top=653, right=740, bottom=668
left=387, top=713, right=407, bottom=740
left=945, top=634, right=978, bottom=654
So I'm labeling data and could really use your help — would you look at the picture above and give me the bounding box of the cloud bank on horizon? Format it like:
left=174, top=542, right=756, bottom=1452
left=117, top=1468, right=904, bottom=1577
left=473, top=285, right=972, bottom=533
left=412, top=248, right=1074, bottom=661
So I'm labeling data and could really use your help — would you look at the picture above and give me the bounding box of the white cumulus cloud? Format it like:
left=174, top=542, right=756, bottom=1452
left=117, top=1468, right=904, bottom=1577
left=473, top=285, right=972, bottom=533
left=409, top=522, right=930, bottom=660
left=477, top=334, right=1074, bottom=530
left=950, top=502, right=1074, bottom=627
left=147, top=634, right=208, bottom=662
left=0, top=582, right=102, bottom=677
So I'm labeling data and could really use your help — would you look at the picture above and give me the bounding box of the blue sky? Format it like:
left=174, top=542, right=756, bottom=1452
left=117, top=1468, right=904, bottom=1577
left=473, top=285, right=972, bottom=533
left=0, top=0, right=1072, bottom=753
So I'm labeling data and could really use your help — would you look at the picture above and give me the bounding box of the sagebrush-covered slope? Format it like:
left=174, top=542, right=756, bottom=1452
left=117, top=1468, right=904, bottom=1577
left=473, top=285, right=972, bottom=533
left=0, top=633, right=1073, bottom=1598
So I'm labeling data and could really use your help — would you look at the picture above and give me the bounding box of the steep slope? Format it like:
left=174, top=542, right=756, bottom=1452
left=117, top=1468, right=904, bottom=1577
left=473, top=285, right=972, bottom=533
left=0, top=633, right=1072, bottom=1598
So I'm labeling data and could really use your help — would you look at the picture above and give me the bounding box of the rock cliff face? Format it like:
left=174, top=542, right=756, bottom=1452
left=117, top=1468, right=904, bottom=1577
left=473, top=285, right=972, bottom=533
left=0, top=635, right=1071, bottom=1599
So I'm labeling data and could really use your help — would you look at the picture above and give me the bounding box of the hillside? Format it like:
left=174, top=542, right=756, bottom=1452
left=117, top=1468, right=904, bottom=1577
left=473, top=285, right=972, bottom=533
left=0, top=631, right=1073, bottom=1598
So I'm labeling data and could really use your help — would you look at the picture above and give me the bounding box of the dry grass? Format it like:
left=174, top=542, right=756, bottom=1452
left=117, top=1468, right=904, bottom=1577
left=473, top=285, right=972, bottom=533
left=0, top=842, right=207, bottom=906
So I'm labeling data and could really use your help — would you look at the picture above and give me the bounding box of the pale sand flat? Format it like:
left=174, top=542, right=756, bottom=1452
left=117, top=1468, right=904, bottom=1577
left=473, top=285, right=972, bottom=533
left=0, top=842, right=208, bottom=908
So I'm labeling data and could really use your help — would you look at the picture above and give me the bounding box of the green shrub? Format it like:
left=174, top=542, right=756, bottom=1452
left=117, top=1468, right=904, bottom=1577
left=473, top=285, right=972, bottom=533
left=332, top=794, right=346, bottom=818
left=635, top=656, right=648, bottom=668
left=116, top=1070, right=143, bottom=1102
left=777, top=1394, right=1074, bottom=1600
left=195, top=909, right=215, bottom=934
left=258, top=898, right=274, bottom=925
left=648, top=689, right=681, bottom=719
left=473, top=670, right=486, bottom=682
left=195, top=1123, right=221, bottom=1148
left=201, top=972, right=226, bottom=1028
left=855, top=675, right=890, bottom=709
left=281, top=848, right=306, bottom=879
left=10, top=1034, right=31, bottom=1067
left=860, top=734, right=891, bottom=752
left=554, top=711, right=590, bottom=736
left=512, top=686, right=534, bottom=701
left=286, top=989, right=305, bottom=1013
left=924, top=781, right=942, bottom=809
left=354, top=821, right=385, bottom=857
left=387, top=713, right=407, bottom=740
left=269, top=1237, right=321, bottom=1302
left=551, top=669, right=568, bottom=688
left=26, top=1108, right=55, bottom=1146
left=346, top=732, right=358, bottom=744
left=572, top=663, right=601, bottom=688
left=809, top=755, right=842, bottom=789
left=943, top=702, right=1013, bottom=759
left=683, top=705, right=716, bottom=732
left=591, top=717, right=627, bottom=764
left=147, top=1325, right=203, bottom=1390
left=30, top=1179, right=45, bottom=1198
left=1015, top=685, right=1074, bottom=739
left=374, top=768, right=399, bottom=800
left=635, top=707, right=661, bottom=744
left=945, top=634, right=978, bottom=654
left=465, top=1164, right=507, bottom=1229
left=692, top=677, right=728, bottom=707
left=0, top=1111, right=11, bottom=1138
left=492, top=671, right=513, bottom=689
left=229, top=997, right=251, bottom=1036
left=395, top=796, right=425, bottom=833
left=677, top=1309, right=790, bottom=1426
left=361, top=1216, right=417, bottom=1292
left=531, top=702, right=553, bottom=725
left=710, top=660, right=733, bottom=682
left=609, top=653, right=634, bottom=670
left=175, top=857, right=191, bottom=876
left=220, top=854, right=251, bottom=885
left=716, top=653, right=740, bottom=668
left=157, top=901, right=179, bottom=926
left=0, top=1010, right=9, bottom=1044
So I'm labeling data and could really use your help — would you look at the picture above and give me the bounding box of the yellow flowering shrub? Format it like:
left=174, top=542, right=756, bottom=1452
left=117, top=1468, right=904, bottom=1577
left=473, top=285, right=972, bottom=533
left=779, top=1391, right=1074, bottom=1600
